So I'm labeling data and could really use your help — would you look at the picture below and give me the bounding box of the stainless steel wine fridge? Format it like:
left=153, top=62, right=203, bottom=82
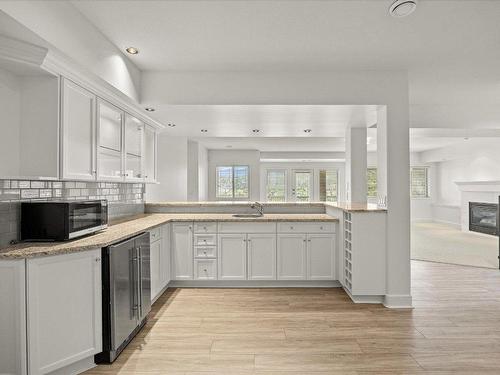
left=95, top=232, right=151, bottom=363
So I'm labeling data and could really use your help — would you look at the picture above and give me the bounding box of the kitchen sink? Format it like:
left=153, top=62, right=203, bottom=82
left=232, top=213, right=264, bottom=218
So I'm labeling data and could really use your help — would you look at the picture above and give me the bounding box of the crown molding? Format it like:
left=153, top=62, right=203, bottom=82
left=0, top=34, right=48, bottom=66
left=42, top=51, right=165, bottom=130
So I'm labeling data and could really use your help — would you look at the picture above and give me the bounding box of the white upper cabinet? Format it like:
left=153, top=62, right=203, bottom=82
left=61, top=78, right=96, bottom=181
left=124, top=114, right=144, bottom=181
left=143, top=125, right=157, bottom=183
left=97, top=99, right=124, bottom=181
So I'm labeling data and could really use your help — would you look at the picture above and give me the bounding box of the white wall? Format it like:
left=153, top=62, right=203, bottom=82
left=198, top=144, right=208, bottom=200
left=146, top=135, right=188, bottom=202
left=208, top=150, right=261, bottom=201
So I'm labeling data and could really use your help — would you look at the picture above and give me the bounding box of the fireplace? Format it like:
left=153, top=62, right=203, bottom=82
left=469, top=202, right=498, bottom=235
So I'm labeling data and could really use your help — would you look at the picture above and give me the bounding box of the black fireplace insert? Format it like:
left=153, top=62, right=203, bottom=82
left=469, top=202, right=498, bottom=236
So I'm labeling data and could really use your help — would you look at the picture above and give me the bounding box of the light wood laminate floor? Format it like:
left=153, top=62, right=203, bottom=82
left=85, top=260, right=500, bottom=374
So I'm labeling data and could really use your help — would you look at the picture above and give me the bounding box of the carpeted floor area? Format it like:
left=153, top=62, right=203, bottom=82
left=411, top=221, right=498, bottom=269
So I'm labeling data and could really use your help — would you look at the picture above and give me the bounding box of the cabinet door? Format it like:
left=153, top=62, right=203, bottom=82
left=0, top=260, right=26, bottom=375
left=277, top=234, right=307, bottom=280
left=218, top=234, right=247, bottom=280
left=124, top=114, right=144, bottom=181
left=161, top=223, right=171, bottom=286
left=172, top=223, right=193, bottom=280
left=27, top=249, right=102, bottom=375
left=97, top=100, right=123, bottom=181
left=247, top=234, right=276, bottom=280
left=143, top=125, right=157, bottom=183
left=150, top=239, right=162, bottom=301
left=61, top=79, right=96, bottom=180
left=307, top=234, right=335, bottom=280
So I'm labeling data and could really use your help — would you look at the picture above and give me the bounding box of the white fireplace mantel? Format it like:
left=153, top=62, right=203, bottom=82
left=455, top=181, right=500, bottom=192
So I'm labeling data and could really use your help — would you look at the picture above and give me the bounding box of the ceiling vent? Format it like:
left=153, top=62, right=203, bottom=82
left=389, top=0, right=418, bottom=18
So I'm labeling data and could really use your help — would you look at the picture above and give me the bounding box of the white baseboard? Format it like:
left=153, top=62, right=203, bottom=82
left=48, top=356, right=95, bottom=375
left=151, top=283, right=170, bottom=304
left=343, top=287, right=384, bottom=304
left=383, top=294, right=413, bottom=308
left=169, top=280, right=342, bottom=288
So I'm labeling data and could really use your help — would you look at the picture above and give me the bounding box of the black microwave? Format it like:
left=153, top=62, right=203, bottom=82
left=21, top=200, right=108, bottom=241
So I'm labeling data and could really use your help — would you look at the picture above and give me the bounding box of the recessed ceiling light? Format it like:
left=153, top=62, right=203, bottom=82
left=304, top=129, right=312, bottom=133
left=252, top=129, right=260, bottom=133
left=464, top=137, right=469, bottom=140
left=226, top=145, right=233, bottom=148
left=145, top=107, right=155, bottom=112
left=201, top=129, right=208, bottom=133
left=125, top=47, right=139, bottom=55
left=389, top=0, right=417, bottom=18
left=167, top=123, right=176, bottom=127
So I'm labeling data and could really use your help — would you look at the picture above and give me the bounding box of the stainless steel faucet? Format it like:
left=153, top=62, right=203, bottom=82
left=250, top=202, right=264, bottom=216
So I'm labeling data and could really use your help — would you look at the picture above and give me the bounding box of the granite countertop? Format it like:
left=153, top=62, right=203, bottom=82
left=0, top=213, right=338, bottom=260
left=146, top=201, right=387, bottom=212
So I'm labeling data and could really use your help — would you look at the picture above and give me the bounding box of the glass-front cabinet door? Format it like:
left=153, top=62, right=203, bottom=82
left=143, top=125, right=157, bottom=183
left=124, top=114, right=144, bottom=181
left=97, top=100, right=123, bottom=181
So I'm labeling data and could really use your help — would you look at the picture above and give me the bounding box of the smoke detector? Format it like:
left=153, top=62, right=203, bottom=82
left=389, top=0, right=417, bottom=18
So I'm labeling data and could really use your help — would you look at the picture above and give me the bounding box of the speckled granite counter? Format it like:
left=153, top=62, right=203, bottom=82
left=0, top=213, right=338, bottom=259
left=146, top=201, right=387, bottom=213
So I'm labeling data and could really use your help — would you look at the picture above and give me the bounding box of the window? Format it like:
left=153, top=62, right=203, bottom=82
left=319, top=170, right=338, bottom=202
left=367, top=168, right=377, bottom=198
left=410, top=167, right=429, bottom=198
left=266, top=170, right=286, bottom=202
left=216, top=166, right=249, bottom=199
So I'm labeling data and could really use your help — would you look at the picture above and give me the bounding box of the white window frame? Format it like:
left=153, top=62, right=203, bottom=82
left=317, top=168, right=339, bottom=203
left=410, top=166, right=430, bottom=199
left=215, top=165, right=250, bottom=200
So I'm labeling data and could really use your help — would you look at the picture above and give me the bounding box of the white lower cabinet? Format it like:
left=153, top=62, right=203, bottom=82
left=247, top=234, right=277, bottom=280
left=307, top=234, right=335, bottom=280
left=27, top=250, right=102, bottom=375
left=172, top=223, right=194, bottom=280
left=150, top=239, right=162, bottom=299
left=0, top=260, right=26, bottom=375
left=150, top=224, right=172, bottom=301
left=277, top=234, right=307, bottom=280
left=161, top=224, right=171, bottom=287
left=218, top=234, right=247, bottom=280
left=194, top=259, right=217, bottom=280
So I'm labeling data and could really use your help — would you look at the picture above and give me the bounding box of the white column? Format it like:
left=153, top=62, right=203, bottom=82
left=376, top=106, right=388, bottom=207
left=383, top=104, right=412, bottom=308
left=345, top=127, right=367, bottom=204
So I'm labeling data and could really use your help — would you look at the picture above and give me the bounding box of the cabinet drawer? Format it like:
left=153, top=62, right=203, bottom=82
left=194, top=259, right=217, bottom=280
left=149, top=227, right=162, bottom=242
left=195, top=246, right=217, bottom=258
left=194, top=234, right=217, bottom=246
left=219, top=222, right=277, bottom=233
left=194, top=222, right=217, bottom=233
left=278, top=222, right=335, bottom=234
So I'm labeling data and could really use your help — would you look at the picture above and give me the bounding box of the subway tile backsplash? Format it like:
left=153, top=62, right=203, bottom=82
left=0, top=179, right=145, bottom=248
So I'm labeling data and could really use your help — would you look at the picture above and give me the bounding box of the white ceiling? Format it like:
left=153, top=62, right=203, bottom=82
left=71, top=0, right=500, bottom=131
left=157, top=105, right=378, bottom=137
left=72, top=0, right=500, bottom=73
